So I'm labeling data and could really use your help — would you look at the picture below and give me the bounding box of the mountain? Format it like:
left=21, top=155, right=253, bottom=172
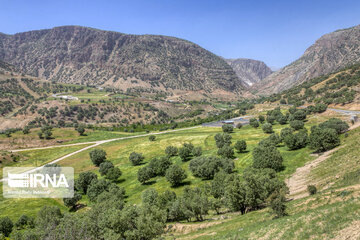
left=254, top=24, right=360, bottom=95
left=0, top=26, right=242, bottom=95
left=225, top=58, right=272, bottom=86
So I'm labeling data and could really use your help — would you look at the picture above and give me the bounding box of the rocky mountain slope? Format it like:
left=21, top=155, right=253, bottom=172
left=0, top=26, right=242, bottom=94
left=225, top=58, right=272, bottom=86
left=254, top=24, right=360, bottom=95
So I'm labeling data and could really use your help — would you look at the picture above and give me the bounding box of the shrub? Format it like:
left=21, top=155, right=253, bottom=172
left=22, top=127, right=30, bottom=134
left=129, top=152, right=145, bottom=166
left=179, top=146, right=192, bottom=161
left=148, top=156, right=172, bottom=176
left=269, top=190, right=287, bottom=218
left=236, top=123, right=243, bottom=129
left=89, top=149, right=107, bottom=166
left=309, top=127, right=340, bottom=152
left=284, top=129, right=308, bottom=150
left=280, top=127, right=293, bottom=141
left=252, top=145, right=283, bottom=171
left=76, top=125, right=86, bottom=136
left=192, top=146, right=202, bottom=157
left=293, top=110, right=307, bottom=120
left=87, top=179, right=109, bottom=202
left=165, top=165, right=187, bottom=187
left=222, top=124, right=234, bottom=133
left=258, top=115, right=265, bottom=123
left=105, top=167, right=122, bottom=181
left=75, top=172, right=98, bottom=194
left=266, top=115, right=276, bottom=124
left=63, top=192, right=82, bottom=208
left=277, top=115, right=288, bottom=125
left=307, top=185, right=317, bottom=195
left=149, top=135, right=156, bottom=141
left=234, top=140, right=247, bottom=153
left=314, top=103, right=327, bottom=113
left=268, top=133, right=282, bottom=146
left=165, top=146, right=178, bottom=157
left=290, top=120, right=304, bottom=130
left=262, top=123, right=273, bottom=133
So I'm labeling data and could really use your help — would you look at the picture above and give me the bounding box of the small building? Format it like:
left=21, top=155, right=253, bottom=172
left=222, top=120, right=234, bottom=124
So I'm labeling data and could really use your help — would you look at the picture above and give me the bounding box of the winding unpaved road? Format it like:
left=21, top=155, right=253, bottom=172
left=1, top=126, right=200, bottom=182
left=287, top=121, right=360, bottom=199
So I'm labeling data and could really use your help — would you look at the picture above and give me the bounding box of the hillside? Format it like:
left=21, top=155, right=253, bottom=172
left=254, top=24, right=360, bottom=95
left=0, top=26, right=242, bottom=96
left=225, top=58, right=272, bottom=86
left=264, top=63, right=360, bottom=109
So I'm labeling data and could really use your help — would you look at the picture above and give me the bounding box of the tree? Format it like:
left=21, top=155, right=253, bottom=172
left=43, top=130, right=53, bottom=140
left=89, top=149, right=107, bottom=166
left=319, top=118, right=349, bottom=134
left=214, top=133, right=232, bottom=148
left=225, top=175, right=247, bottom=214
left=181, top=187, right=210, bottom=221
left=149, top=135, right=156, bottom=141
left=217, top=145, right=235, bottom=158
left=293, top=110, right=307, bottom=121
left=258, top=115, right=265, bottom=123
left=15, top=215, right=34, bottom=230
left=252, top=145, right=283, bottom=171
left=284, top=129, right=308, bottom=150
left=249, top=118, right=259, bottom=128
left=290, top=120, right=304, bottom=130
left=277, top=115, right=288, bottom=125
left=0, top=217, right=13, bottom=237
left=87, top=179, right=109, bottom=202
left=269, top=190, right=287, bottom=218
left=189, top=156, right=234, bottom=179
left=165, top=146, right=178, bottom=157
left=148, top=156, right=172, bottom=176
left=23, top=126, right=30, bottom=134
left=211, top=170, right=227, bottom=199
left=129, top=152, right=145, bottom=166
left=307, top=185, right=317, bottom=195
left=280, top=127, right=293, bottom=141
left=165, top=165, right=187, bottom=187
left=192, top=146, right=202, bottom=157
left=36, top=206, right=63, bottom=233
left=266, top=115, right=275, bottom=125
left=262, top=123, right=273, bottom=133
left=99, top=161, right=114, bottom=176
left=63, top=192, right=82, bottom=209
left=76, top=125, right=86, bottom=136
left=75, top=171, right=98, bottom=194
left=222, top=124, right=234, bottom=133
left=234, top=140, right=247, bottom=153
left=105, top=167, right=122, bottom=182
left=236, top=123, right=243, bottom=129
left=137, top=166, right=154, bottom=184
left=179, top=146, right=192, bottom=161
left=309, top=127, right=340, bottom=152
left=141, top=188, right=159, bottom=206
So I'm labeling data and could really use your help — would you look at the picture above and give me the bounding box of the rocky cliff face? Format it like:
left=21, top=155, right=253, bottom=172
left=225, top=58, right=272, bottom=86
left=0, top=26, right=242, bottom=93
left=255, top=24, right=360, bottom=95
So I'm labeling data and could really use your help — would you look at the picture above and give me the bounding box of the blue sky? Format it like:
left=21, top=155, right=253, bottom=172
left=1, top=0, right=360, bottom=68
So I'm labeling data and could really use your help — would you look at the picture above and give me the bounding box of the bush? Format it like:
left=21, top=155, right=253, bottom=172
left=89, top=149, right=107, bottom=166
left=284, top=129, right=308, bottom=150
left=63, top=192, right=82, bottom=208
left=0, top=217, right=13, bottom=237
left=87, top=179, right=109, bottom=202
left=277, top=115, right=288, bottom=125
left=137, top=166, right=155, bottom=184
left=165, top=165, right=187, bottom=187
left=269, top=190, right=287, bottom=218
left=319, top=118, right=349, bottom=134
left=252, top=145, right=283, bottom=171
left=99, top=161, right=114, bottom=176
left=149, top=135, right=156, bottom=141
left=214, top=133, right=232, bottom=148
left=266, top=115, right=275, bottom=124
left=217, top=145, right=235, bottom=158
left=314, top=103, right=327, bottom=113
left=165, top=146, right=178, bottom=157
left=290, top=120, right=304, bottom=130
left=222, top=124, right=234, bottom=133
left=189, top=156, right=234, bottom=179
left=179, top=146, right=192, bottom=161
left=129, top=152, right=145, bottom=166
left=268, top=133, right=282, bottom=146
left=262, top=123, right=273, bottom=133
left=307, top=185, right=317, bottom=195
left=76, top=125, right=86, bottom=136
left=234, top=140, right=247, bottom=153
left=75, top=171, right=98, bottom=194
left=249, top=118, right=259, bottom=128
left=309, top=127, right=340, bottom=152
left=236, top=123, right=242, bottom=129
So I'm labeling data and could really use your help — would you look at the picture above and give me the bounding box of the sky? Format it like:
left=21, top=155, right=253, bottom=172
left=1, top=0, right=360, bottom=68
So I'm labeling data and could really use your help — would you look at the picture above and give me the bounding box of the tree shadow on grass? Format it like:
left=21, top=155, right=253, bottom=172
left=114, top=178, right=125, bottom=184
left=172, top=181, right=191, bottom=188
left=70, top=203, right=86, bottom=212
left=143, top=180, right=156, bottom=186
